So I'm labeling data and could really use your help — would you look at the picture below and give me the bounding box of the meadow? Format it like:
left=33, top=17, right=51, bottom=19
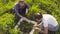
left=0, top=0, right=60, bottom=34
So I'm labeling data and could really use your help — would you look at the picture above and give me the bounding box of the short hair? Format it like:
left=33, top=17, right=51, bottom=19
left=35, top=13, right=43, bottom=20
left=19, top=0, right=24, bottom=1
left=19, top=0, right=24, bottom=3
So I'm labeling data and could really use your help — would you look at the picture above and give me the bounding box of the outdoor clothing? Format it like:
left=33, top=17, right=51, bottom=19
left=39, top=14, right=59, bottom=34
left=14, top=2, right=29, bottom=17
left=38, top=30, right=56, bottom=34
left=14, top=2, right=29, bottom=25
left=40, top=14, right=59, bottom=31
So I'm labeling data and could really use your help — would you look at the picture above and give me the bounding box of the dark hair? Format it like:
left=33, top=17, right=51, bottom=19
left=35, top=13, right=43, bottom=20
left=19, top=0, right=24, bottom=3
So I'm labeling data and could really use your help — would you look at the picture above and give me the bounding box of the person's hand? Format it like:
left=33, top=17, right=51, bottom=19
left=33, top=26, right=41, bottom=31
left=33, top=26, right=40, bottom=30
left=33, top=25, right=38, bottom=29
left=33, top=25, right=40, bottom=28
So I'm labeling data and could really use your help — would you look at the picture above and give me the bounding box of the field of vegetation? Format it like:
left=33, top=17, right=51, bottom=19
left=0, top=0, right=60, bottom=34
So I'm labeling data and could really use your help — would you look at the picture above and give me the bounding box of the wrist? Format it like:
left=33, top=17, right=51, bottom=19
left=39, top=29, right=41, bottom=31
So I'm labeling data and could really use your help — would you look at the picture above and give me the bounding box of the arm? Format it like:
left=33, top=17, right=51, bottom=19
left=25, top=4, right=29, bottom=15
left=41, top=20, right=48, bottom=34
left=33, top=26, right=48, bottom=34
left=14, top=5, right=22, bottom=17
left=15, top=9, right=22, bottom=17
left=40, top=27, right=48, bottom=34
left=26, top=8, right=29, bottom=14
left=34, top=21, right=48, bottom=34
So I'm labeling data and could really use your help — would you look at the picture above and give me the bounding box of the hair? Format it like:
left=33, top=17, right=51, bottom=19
left=35, top=13, right=43, bottom=20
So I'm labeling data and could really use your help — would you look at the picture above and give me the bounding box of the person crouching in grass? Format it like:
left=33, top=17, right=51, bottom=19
left=33, top=13, right=59, bottom=34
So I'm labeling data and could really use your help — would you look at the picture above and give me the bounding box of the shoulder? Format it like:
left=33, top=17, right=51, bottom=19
left=43, top=14, right=51, bottom=16
left=14, top=2, right=19, bottom=7
left=24, top=3, right=29, bottom=6
left=42, top=14, right=53, bottom=21
left=43, top=14, right=53, bottom=18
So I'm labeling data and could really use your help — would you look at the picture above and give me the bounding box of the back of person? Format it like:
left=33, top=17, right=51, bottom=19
left=42, top=14, right=59, bottom=31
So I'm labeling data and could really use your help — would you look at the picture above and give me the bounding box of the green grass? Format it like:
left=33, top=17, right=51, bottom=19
left=0, top=0, right=60, bottom=34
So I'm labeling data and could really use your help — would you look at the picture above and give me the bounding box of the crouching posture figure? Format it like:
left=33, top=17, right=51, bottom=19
left=14, top=0, right=29, bottom=24
left=33, top=13, right=59, bottom=34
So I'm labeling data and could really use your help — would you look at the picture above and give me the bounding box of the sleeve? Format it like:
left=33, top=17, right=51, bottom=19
left=43, top=20, right=48, bottom=27
left=14, top=5, right=21, bottom=17
left=25, top=4, right=29, bottom=9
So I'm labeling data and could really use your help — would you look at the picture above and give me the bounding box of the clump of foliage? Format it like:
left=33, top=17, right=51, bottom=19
left=0, top=0, right=60, bottom=34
